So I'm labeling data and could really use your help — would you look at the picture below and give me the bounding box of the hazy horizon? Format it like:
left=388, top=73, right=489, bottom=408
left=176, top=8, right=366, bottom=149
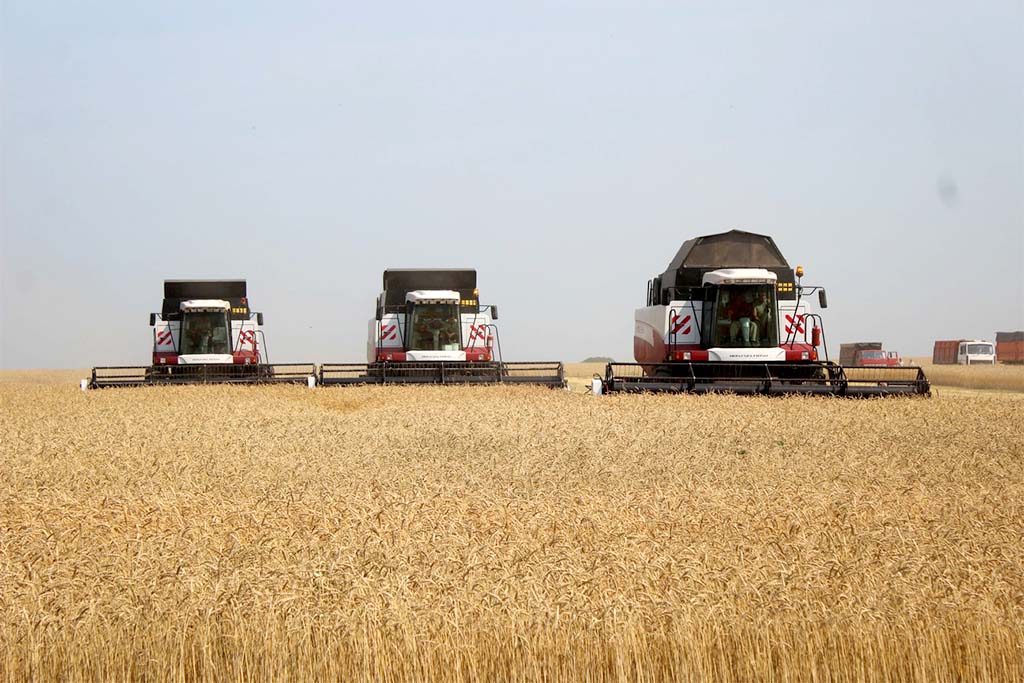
left=2, top=1, right=1022, bottom=369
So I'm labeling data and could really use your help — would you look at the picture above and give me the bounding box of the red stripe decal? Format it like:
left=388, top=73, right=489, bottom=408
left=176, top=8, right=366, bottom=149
left=785, top=314, right=805, bottom=334
left=670, top=314, right=692, bottom=335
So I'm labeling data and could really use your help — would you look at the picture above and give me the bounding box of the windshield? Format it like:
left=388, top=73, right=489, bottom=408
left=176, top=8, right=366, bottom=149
left=967, top=344, right=993, bottom=355
left=711, top=284, right=778, bottom=348
left=180, top=311, right=231, bottom=355
left=861, top=351, right=885, bottom=360
left=409, top=303, right=460, bottom=351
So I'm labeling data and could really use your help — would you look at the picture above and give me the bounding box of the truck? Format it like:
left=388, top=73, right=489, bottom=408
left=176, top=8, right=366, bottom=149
left=995, top=331, right=1024, bottom=364
left=932, top=339, right=996, bottom=365
left=839, top=343, right=902, bottom=367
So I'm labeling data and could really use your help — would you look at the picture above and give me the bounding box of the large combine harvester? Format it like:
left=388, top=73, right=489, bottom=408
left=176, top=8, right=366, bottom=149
left=603, top=230, right=929, bottom=396
left=320, top=269, right=565, bottom=387
left=89, top=280, right=315, bottom=388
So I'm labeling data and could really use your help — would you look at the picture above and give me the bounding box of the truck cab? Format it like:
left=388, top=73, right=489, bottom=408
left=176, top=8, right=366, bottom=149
left=841, top=343, right=902, bottom=367
left=958, top=340, right=996, bottom=365
left=855, top=350, right=902, bottom=366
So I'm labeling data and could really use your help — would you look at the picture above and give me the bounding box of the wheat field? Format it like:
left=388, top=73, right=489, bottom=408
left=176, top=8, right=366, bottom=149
left=1, top=373, right=1022, bottom=681
left=903, top=358, right=1024, bottom=393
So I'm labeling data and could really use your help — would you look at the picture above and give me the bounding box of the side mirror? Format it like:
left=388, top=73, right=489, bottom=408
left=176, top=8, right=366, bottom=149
left=375, top=302, right=383, bottom=321
left=818, top=289, right=828, bottom=308
left=256, top=312, right=264, bottom=326
left=490, top=305, right=499, bottom=320
left=149, top=313, right=157, bottom=326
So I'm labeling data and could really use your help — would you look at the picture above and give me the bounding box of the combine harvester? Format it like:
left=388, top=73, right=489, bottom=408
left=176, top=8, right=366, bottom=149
left=602, top=230, right=929, bottom=396
left=320, top=269, right=565, bottom=387
left=89, top=280, right=315, bottom=388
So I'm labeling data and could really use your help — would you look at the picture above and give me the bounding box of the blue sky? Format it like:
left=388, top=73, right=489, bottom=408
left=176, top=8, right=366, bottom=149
left=2, top=1, right=1021, bottom=367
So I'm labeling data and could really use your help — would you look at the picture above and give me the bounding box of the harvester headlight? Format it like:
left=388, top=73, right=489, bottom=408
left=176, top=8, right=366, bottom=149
left=801, top=351, right=809, bottom=360
left=683, top=352, right=691, bottom=360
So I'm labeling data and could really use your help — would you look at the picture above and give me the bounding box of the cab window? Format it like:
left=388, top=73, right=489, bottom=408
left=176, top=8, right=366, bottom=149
left=711, top=285, right=778, bottom=348
left=409, top=304, right=460, bottom=350
left=180, top=312, right=231, bottom=354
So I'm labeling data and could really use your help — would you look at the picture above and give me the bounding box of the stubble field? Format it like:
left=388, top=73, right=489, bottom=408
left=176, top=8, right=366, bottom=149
left=1, top=370, right=1022, bottom=681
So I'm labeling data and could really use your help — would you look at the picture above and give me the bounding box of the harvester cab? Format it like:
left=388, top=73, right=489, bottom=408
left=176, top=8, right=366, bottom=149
left=404, top=291, right=466, bottom=359
left=372, top=287, right=497, bottom=363
left=698, top=269, right=784, bottom=356
left=606, top=230, right=929, bottom=396
left=168, top=300, right=235, bottom=364
left=321, top=269, right=564, bottom=386
left=89, top=280, right=315, bottom=388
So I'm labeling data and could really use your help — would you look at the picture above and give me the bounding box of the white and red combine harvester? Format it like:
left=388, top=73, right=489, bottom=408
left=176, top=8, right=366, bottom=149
left=602, top=230, right=929, bottom=396
left=320, top=269, right=565, bottom=386
left=89, top=280, right=315, bottom=388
